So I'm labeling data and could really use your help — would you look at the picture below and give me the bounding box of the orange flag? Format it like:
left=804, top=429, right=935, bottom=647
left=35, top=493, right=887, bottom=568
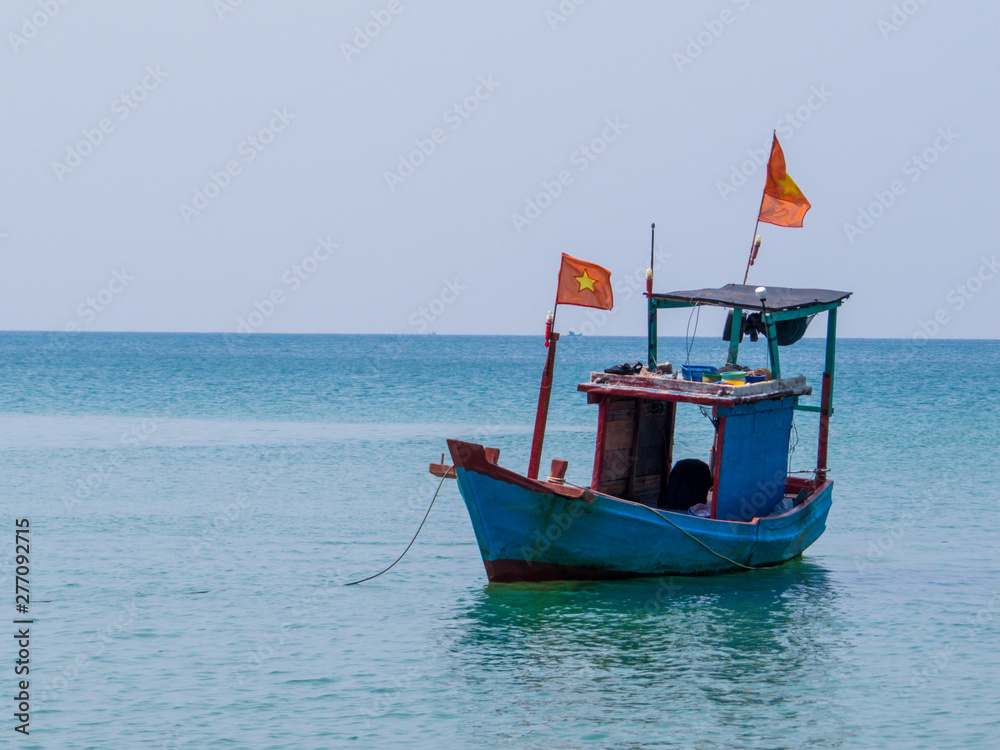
left=556, top=253, right=613, bottom=310
left=758, top=133, right=811, bottom=228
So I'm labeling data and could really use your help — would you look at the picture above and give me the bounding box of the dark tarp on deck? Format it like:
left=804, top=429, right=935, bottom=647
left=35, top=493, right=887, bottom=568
left=652, top=284, right=851, bottom=313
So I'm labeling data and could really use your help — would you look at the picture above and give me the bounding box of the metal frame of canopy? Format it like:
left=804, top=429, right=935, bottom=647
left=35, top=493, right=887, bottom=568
left=646, top=284, right=852, bottom=484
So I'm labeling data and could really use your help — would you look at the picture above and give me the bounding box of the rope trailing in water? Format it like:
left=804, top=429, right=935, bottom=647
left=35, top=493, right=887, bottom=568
left=343, top=472, right=448, bottom=586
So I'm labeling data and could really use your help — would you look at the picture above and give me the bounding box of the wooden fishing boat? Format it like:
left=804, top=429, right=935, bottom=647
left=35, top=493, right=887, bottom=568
left=431, top=281, right=851, bottom=583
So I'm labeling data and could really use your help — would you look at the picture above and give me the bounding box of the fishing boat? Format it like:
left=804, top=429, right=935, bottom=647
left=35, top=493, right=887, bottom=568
left=430, top=265, right=851, bottom=583
left=425, top=138, right=847, bottom=583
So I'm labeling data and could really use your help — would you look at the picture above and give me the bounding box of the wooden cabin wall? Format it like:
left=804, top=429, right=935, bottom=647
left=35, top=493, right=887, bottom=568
left=598, top=398, right=635, bottom=497
left=596, top=397, right=675, bottom=503
left=632, top=401, right=673, bottom=504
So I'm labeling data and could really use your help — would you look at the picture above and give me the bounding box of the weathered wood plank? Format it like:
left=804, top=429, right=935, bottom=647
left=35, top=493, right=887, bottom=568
left=579, top=373, right=811, bottom=407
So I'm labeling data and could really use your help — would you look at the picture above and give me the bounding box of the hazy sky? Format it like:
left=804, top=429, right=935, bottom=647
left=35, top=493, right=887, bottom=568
left=2, top=1, right=998, bottom=339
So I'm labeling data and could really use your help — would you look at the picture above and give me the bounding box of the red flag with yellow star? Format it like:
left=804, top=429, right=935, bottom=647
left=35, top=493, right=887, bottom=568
left=555, top=253, right=613, bottom=310
left=758, top=133, right=811, bottom=228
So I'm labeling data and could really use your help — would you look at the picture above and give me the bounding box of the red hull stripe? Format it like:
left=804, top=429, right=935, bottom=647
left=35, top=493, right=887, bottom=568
left=484, top=556, right=793, bottom=583
left=485, top=558, right=653, bottom=583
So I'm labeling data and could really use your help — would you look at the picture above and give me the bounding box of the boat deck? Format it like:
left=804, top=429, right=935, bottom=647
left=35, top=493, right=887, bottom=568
left=578, top=372, right=812, bottom=407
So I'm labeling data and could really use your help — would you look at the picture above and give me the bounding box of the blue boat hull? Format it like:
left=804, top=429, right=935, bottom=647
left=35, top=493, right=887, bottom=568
left=448, top=440, right=832, bottom=583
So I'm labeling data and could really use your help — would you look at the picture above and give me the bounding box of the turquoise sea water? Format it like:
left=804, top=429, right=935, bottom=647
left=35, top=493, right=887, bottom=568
left=2, top=332, right=999, bottom=749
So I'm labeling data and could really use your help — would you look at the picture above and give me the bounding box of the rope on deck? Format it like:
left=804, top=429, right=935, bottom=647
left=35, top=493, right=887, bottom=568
left=564, top=479, right=765, bottom=571
left=637, top=503, right=761, bottom=571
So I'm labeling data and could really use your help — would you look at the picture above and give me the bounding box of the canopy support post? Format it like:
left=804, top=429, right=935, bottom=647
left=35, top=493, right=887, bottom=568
left=764, top=314, right=781, bottom=378
left=824, top=307, right=838, bottom=411
left=815, top=308, right=838, bottom=485
left=709, top=412, right=726, bottom=520
left=816, top=371, right=832, bottom=485
left=726, top=307, right=743, bottom=366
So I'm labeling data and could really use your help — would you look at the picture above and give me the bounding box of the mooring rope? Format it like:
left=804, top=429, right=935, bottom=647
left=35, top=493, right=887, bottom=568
left=637, top=503, right=760, bottom=570
left=561, top=480, right=762, bottom=571
left=346, top=470, right=761, bottom=585
left=343, top=472, right=448, bottom=586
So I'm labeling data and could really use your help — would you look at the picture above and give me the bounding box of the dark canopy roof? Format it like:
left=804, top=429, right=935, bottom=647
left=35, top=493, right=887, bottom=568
left=652, top=284, right=852, bottom=313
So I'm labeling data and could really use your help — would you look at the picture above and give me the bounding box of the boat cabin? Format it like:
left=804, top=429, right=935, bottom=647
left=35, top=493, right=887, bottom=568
left=581, top=284, right=851, bottom=522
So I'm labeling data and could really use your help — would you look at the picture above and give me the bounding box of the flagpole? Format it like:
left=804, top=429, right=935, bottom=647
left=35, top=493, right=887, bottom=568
left=649, top=223, right=655, bottom=279
left=744, top=132, right=777, bottom=285
left=529, top=299, right=560, bottom=480
left=530, top=255, right=613, bottom=479
left=742, top=210, right=762, bottom=285
left=529, top=270, right=566, bottom=478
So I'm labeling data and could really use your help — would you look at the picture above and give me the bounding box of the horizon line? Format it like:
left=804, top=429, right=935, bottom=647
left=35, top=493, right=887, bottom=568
left=0, top=330, right=996, bottom=343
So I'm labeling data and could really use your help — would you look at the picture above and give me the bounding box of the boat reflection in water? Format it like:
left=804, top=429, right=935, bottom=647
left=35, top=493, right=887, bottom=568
left=446, top=562, right=856, bottom=747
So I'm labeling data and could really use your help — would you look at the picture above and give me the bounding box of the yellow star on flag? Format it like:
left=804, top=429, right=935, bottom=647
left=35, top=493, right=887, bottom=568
left=575, top=269, right=597, bottom=293
left=776, top=173, right=803, bottom=199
